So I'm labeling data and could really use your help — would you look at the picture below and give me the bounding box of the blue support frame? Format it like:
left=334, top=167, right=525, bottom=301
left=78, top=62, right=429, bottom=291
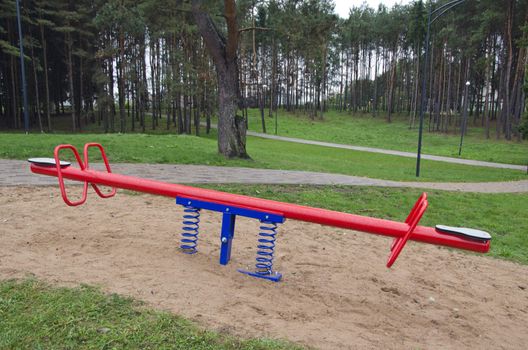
left=220, top=212, right=236, bottom=265
left=176, top=197, right=285, bottom=281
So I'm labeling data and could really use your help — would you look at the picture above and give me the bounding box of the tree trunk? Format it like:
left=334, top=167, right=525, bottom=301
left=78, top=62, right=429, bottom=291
left=320, top=42, right=328, bottom=119
left=40, top=25, right=51, bottom=131
left=192, top=0, right=249, bottom=158
left=30, top=35, right=43, bottom=133
left=10, top=55, right=19, bottom=129
left=503, top=0, right=514, bottom=140
left=66, top=33, right=76, bottom=132
left=118, top=25, right=126, bottom=133
left=386, top=50, right=397, bottom=123
left=484, top=39, right=492, bottom=139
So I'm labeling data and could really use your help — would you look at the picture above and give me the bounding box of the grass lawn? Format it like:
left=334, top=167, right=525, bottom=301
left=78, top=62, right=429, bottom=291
left=244, top=109, right=528, bottom=166
left=0, top=279, right=300, bottom=350
left=0, top=132, right=526, bottom=183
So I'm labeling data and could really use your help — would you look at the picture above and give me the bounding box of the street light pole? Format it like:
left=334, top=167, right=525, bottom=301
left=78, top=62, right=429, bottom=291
left=16, top=0, right=30, bottom=134
left=416, top=6, right=432, bottom=177
left=416, top=0, right=466, bottom=177
left=275, top=102, right=278, bottom=135
left=459, top=80, right=470, bottom=155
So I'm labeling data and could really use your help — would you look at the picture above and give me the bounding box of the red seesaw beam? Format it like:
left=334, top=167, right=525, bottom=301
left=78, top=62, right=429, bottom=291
left=29, top=143, right=490, bottom=267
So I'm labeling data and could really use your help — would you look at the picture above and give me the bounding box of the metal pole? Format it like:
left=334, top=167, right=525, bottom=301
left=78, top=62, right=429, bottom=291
left=459, top=81, right=470, bottom=156
left=416, top=5, right=432, bottom=177
left=275, top=89, right=279, bottom=135
left=416, top=0, right=466, bottom=177
left=16, top=0, right=30, bottom=134
left=275, top=105, right=278, bottom=135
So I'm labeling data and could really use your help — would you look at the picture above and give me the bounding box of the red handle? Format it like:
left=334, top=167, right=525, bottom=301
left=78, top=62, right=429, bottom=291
left=54, top=144, right=88, bottom=206
left=387, top=193, right=428, bottom=267
left=83, top=143, right=116, bottom=199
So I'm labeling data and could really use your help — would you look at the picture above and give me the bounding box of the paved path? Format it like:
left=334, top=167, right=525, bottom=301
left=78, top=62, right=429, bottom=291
left=2, top=159, right=527, bottom=193
left=208, top=123, right=526, bottom=171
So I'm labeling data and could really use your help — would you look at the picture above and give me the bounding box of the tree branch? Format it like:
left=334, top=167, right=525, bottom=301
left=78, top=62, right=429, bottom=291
left=239, top=26, right=271, bottom=33
left=191, top=0, right=226, bottom=69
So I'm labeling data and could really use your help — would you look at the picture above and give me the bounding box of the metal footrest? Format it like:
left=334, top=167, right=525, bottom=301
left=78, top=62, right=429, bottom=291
left=238, top=269, right=282, bottom=282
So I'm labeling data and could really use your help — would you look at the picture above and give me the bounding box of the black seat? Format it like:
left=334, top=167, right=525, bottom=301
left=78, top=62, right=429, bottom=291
left=28, top=158, right=71, bottom=168
left=435, top=225, right=491, bottom=241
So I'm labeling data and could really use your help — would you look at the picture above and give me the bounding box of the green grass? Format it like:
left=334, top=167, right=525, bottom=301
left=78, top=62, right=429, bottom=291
left=0, top=132, right=526, bottom=183
left=244, top=109, right=528, bottom=166
left=198, top=184, right=528, bottom=265
left=0, top=279, right=300, bottom=349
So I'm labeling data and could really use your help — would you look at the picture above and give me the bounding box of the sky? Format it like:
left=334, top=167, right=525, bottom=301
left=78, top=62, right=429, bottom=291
left=333, top=0, right=412, bottom=18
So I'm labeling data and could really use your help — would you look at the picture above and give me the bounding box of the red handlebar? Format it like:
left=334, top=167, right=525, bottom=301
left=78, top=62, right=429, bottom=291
left=53, top=143, right=116, bottom=206
left=83, top=143, right=116, bottom=199
left=54, top=144, right=88, bottom=206
left=387, top=193, right=428, bottom=267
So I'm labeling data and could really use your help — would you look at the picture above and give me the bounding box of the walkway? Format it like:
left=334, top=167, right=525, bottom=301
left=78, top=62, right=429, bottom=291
left=2, top=159, right=527, bottom=193
left=207, top=123, right=526, bottom=171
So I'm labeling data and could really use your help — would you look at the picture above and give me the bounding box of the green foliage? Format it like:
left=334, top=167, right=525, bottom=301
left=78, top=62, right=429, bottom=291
left=0, top=38, right=20, bottom=57
left=0, top=279, right=300, bottom=349
left=1, top=0, right=527, bottom=144
left=94, top=0, right=145, bottom=36
left=408, top=0, right=425, bottom=49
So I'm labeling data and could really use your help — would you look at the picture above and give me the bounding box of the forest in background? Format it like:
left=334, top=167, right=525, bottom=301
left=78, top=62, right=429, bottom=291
left=1, top=0, right=527, bottom=140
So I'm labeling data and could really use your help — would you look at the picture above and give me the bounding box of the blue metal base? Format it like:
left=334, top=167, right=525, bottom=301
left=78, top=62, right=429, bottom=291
left=176, top=196, right=285, bottom=282
left=237, top=269, right=282, bottom=282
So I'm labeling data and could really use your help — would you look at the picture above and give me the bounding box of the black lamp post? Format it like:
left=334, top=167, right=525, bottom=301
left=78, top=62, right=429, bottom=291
left=458, top=80, right=470, bottom=155
left=416, top=0, right=466, bottom=177
left=275, top=105, right=278, bottom=135
left=16, top=0, right=30, bottom=134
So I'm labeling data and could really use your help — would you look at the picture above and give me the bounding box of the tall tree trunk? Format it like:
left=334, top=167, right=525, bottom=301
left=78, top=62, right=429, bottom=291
left=320, top=42, right=328, bottom=119
left=118, top=24, right=126, bottom=133
left=78, top=51, right=83, bottom=130
left=108, top=51, right=116, bottom=132
left=445, top=54, right=452, bottom=133
left=140, top=38, right=147, bottom=132
left=30, top=36, right=43, bottom=132
left=192, top=0, right=248, bottom=158
left=150, top=39, right=157, bottom=130
left=372, top=48, right=378, bottom=116
left=66, top=33, right=76, bottom=132
left=40, top=25, right=51, bottom=131
left=386, top=50, right=397, bottom=122
left=269, top=35, right=277, bottom=116
left=10, top=55, right=19, bottom=129
left=484, top=39, right=492, bottom=139
left=503, top=0, right=514, bottom=140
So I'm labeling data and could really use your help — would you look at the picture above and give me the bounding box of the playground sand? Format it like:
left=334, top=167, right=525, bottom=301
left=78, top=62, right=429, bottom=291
left=1, top=186, right=527, bottom=349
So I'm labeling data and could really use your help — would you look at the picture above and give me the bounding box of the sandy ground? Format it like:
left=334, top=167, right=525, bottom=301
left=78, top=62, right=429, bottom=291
left=1, top=186, right=527, bottom=349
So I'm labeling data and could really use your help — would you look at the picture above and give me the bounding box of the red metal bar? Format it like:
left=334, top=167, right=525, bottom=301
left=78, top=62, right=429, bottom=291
left=53, top=144, right=88, bottom=206
left=387, top=193, right=428, bottom=267
left=31, top=160, right=490, bottom=255
left=82, top=143, right=116, bottom=199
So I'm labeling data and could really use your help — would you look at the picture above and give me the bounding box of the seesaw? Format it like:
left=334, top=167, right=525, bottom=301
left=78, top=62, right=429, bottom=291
left=29, top=143, right=491, bottom=282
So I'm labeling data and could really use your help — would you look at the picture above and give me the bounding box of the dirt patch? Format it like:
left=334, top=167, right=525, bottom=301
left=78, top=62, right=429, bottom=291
left=1, top=186, right=527, bottom=349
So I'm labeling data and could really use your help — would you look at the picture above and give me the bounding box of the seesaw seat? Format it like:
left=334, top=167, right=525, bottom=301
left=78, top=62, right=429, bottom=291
left=28, top=158, right=71, bottom=167
left=436, top=225, right=491, bottom=241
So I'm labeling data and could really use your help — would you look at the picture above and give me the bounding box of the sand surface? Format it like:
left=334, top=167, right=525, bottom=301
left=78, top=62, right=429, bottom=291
left=1, top=186, right=527, bottom=349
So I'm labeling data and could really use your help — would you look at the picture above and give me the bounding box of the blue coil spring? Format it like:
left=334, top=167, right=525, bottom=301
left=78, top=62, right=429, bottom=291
left=180, top=206, right=201, bottom=254
left=254, top=220, right=278, bottom=275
